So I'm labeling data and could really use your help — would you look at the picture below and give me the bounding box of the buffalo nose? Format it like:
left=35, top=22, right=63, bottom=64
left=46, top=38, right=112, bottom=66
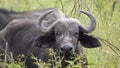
left=60, top=45, right=73, bottom=53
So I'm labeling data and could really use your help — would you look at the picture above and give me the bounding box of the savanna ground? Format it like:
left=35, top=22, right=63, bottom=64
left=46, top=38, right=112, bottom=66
left=0, top=0, right=120, bottom=68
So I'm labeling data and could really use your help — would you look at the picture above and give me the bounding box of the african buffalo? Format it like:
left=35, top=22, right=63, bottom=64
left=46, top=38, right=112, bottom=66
left=0, top=8, right=101, bottom=68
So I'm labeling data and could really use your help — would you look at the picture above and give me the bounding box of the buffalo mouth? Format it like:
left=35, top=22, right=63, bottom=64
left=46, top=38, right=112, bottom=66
left=59, top=52, right=75, bottom=68
left=59, top=51, right=74, bottom=60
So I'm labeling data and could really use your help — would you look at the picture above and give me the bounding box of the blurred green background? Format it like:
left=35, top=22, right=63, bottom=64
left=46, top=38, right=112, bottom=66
left=0, top=0, right=120, bottom=68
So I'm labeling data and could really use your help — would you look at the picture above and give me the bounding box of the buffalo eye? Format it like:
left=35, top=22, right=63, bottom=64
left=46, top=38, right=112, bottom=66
left=74, top=32, right=79, bottom=36
left=55, top=32, right=61, bottom=37
left=72, top=32, right=79, bottom=37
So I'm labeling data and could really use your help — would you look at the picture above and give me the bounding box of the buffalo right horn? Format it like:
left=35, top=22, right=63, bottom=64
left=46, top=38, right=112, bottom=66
left=37, top=10, right=54, bottom=33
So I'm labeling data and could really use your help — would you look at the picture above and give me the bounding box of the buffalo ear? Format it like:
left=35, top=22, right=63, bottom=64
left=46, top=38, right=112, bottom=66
left=33, top=35, right=55, bottom=48
left=79, top=33, right=101, bottom=48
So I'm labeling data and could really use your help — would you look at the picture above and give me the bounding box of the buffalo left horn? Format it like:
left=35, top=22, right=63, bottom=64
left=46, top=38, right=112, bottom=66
left=78, top=10, right=97, bottom=33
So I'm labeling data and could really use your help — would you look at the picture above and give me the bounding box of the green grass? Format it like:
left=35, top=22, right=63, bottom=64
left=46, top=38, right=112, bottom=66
left=0, top=0, right=120, bottom=68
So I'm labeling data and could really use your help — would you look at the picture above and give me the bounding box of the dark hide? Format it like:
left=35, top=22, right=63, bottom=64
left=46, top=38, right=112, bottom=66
left=0, top=8, right=59, bottom=30
left=0, top=8, right=101, bottom=68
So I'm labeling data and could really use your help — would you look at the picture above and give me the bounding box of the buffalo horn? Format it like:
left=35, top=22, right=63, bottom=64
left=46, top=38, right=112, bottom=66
left=79, top=10, right=97, bottom=33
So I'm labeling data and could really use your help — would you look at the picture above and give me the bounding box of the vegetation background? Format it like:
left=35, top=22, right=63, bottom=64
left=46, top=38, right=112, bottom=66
left=0, top=0, right=120, bottom=68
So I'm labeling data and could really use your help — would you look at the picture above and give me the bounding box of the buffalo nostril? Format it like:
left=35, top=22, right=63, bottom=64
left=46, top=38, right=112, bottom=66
left=61, top=48, right=64, bottom=51
left=69, top=47, right=73, bottom=51
left=60, top=45, right=73, bottom=52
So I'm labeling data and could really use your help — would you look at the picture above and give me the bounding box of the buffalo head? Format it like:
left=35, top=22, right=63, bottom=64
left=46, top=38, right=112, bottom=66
left=35, top=9, right=101, bottom=59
